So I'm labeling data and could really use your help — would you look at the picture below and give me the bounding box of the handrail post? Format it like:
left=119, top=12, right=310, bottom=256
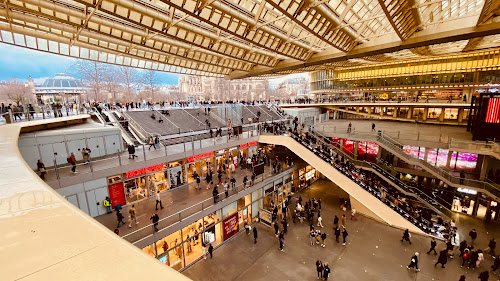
left=117, top=149, right=122, bottom=166
left=142, top=144, right=146, bottom=161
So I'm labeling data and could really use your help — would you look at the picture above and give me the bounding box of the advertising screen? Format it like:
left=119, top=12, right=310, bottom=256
left=450, top=152, right=478, bottom=170
left=343, top=139, right=354, bottom=153
left=358, top=141, right=379, bottom=157
left=223, top=213, right=239, bottom=240
left=485, top=98, right=500, bottom=123
left=108, top=182, right=126, bottom=208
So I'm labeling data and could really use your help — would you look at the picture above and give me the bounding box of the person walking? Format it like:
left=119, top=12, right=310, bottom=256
left=196, top=176, right=201, bottom=190
left=279, top=233, right=285, bottom=252
left=208, top=243, right=214, bottom=259
left=341, top=214, right=346, bottom=228
left=334, top=226, right=341, bottom=243
left=459, top=240, right=468, bottom=257
left=103, top=197, right=112, bottom=214
left=478, top=271, right=489, bottom=281
left=212, top=185, right=219, bottom=204
left=67, top=152, right=78, bottom=173
left=401, top=229, right=412, bottom=244
left=150, top=212, right=159, bottom=232
left=476, top=250, right=485, bottom=268
left=155, top=191, right=164, bottom=210
left=459, top=275, right=466, bottom=281
left=372, top=123, right=376, bottom=132
left=282, top=218, right=288, bottom=234
left=469, top=229, right=477, bottom=245
left=435, top=249, right=448, bottom=268
left=333, top=215, right=339, bottom=226
left=323, top=262, right=331, bottom=280
left=243, top=175, right=248, bottom=189
left=427, top=238, right=438, bottom=255
left=350, top=208, right=357, bottom=220
left=224, top=182, right=229, bottom=199
left=37, top=159, right=46, bottom=179
left=317, top=214, right=323, bottom=228
left=116, top=209, right=125, bottom=228
left=316, top=260, right=323, bottom=280
left=461, top=249, right=470, bottom=267
left=469, top=250, right=479, bottom=269
left=491, top=255, right=500, bottom=274
left=486, top=238, right=496, bottom=256
left=253, top=226, right=258, bottom=244
left=128, top=204, right=139, bottom=228
left=407, top=252, right=420, bottom=271
left=274, top=222, right=279, bottom=237
left=342, top=228, right=348, bottom=246
left=310, top=229, right=317, bottom=246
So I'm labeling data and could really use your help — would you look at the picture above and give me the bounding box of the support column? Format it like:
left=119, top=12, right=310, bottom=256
left=472, top=192, right=481, bottom=216
left=458, top=108, right=464, bottom=123
left=377, top=146, right=382, bottom=162
left=393, top=155, right=398, bottom=166
left=423, top=107, right=428, bottom=121
left=439, top=107, right=445, bottom=122
left=479, top=156, right=490, bottom=181
left=393, top=108, right=399, bottom=118
left=354, top=141, right=359, bottom=158
left=423, top=147, right=428, bottom=162
left=446, top=151, right=453, bottom=169
left=380, top=107, right=384, bottom=116
left=407, top=107, right=413, bottom=119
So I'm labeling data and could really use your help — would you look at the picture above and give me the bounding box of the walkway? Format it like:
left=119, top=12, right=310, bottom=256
left=95, top=160, right=293, bottom=243
left=183, top=180, right=500, bottom=281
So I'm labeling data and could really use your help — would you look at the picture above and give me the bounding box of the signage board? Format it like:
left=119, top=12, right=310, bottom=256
left=126, top=164, right=165, bottom=178
left=240, top=141, right=257, bottom=148
left=187, top=151, right=214, bottom=162
left=108, top=182, right=126, bottom=208
left=223, top=212, right=239, bottom=240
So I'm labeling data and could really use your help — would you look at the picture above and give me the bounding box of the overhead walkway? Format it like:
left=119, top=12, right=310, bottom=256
left=258, top=134, right=425, bottom=235
left=0, top=116, right=189, bottom=281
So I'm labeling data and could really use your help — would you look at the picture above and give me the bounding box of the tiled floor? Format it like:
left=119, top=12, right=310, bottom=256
left=183, top=180, right=500, bottom=281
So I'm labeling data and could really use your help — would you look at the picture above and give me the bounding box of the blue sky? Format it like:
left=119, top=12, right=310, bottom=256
left=0, top=43, right=307, bottom=86
left=0, top=44, right=180, bottom=84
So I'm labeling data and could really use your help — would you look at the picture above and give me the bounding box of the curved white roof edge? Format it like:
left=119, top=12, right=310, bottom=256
left=0, top=116, right=191, bottom=281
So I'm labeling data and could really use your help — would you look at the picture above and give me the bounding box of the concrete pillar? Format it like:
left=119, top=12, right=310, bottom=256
left=423, top=148, right=428, bottom=162
left=393, top=155, right=398, bottom=166
left=446, top=150, right=453, bottom=169
left=380, top=107, right=384, bottom=116
left=458, top=108, right=464, bottom=123
left=407, top=107, right=413, bottom=119
left=367, top=107, right=372, bottom=115
left=423, top=107, right=428, bottom=121
left=354, top=141, right=359, bottom=158
left=356, top=107, right=361, bottom=113
left=377, top=145, right=382, bottom=162
left=472, top=192, right=481, bottom=216
left=479, top=156, right=490, bottom=181
left=439, top=107, right=445, bottom=122
left=393, top=107, right=399, bottom=118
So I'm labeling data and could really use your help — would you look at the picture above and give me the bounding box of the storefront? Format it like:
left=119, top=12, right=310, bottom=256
left=167, top=160, right=186, bottom=189
left=117, top=163, right=167, bottom=204
left=186, top=152, right=215, bottom=183
left=297, top=165, right=319, bottom=191
left=240, top=141, right=258, bottom=159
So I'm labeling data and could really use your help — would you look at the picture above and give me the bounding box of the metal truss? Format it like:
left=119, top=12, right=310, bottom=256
left=0, top=0, right=498, bottom=77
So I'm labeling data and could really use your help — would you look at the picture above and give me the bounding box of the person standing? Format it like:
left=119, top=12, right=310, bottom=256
left=316, top=260, right=323, bottom=280
left=350, top=208, right=357, bottom=220
left=253, top=226, right=258, bottom=244
left=155, top=191, right=164, bottom=210
left=341, top=214, right=346, bottom=228
left=196, top=176, right=201, bottom=190
left=127, top=144, right=136, bottom=159
left=212, top=185, right=219, bottom=204
left=333, top=215, right=339, bottom=227
left=427, top=238, right=438, bottom=255
left=274, top=222, right=279, bottom=237
left=407, top=252, right=420, bottom=271
left=486, top=238, right=496, bottom=256
left=116, top=209, right=125, bottom=228
left=224, top=181, right=229, bottom=199
left=476, top=250, right=484, bottom=268
left=323, top=263, right=331, bottom=280
left=128, top=204, right=139, bottom=228
left=103, top=197, right=112, bottom=214
left=461, top=249, right=470, bottom=267
left=469, top=250, right=479, bottom=269
left=469, top=229, right=477, bottom=245
left=243, top=175, right=248, bottom=189
left=150, top=212, right=159, bottom=232
left=435, top=249, right=448, bottom=268
left=282, top=218, right=288, bottom=234
left=321, top=232, right=327, bottom=248
left=334, top=226, right=341, bottom=243
left=342, top=228, right=348, bottom=246
left=401, top=229, right=412, bottom=244
left=459, top=240, right=468, bottom=257
left=310, top=229, right=317, bottom=246
left=208, top=243, right=214, bottom=259
left=372, top=123, right=376, bottom=132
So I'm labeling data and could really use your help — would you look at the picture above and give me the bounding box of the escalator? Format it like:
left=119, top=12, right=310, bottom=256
left=109, top=111, right=142, bottom=145
left=259, top=130, right=455, bottom=237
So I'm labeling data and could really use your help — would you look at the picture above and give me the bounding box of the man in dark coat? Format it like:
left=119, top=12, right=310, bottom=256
left=435, top=249, right=448, bottom=268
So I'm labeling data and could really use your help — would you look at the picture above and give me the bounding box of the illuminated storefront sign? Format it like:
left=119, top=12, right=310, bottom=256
left=223, top=212, right=239, bottom=240
left=126, top=164, right=165, bottom=178
left=305, top=169, right=316, bottom=181
left=457, top=187, right=477, bottom=195
left=187, top=151, right=214, bottom=162
left=240, top=141, right=257, bottom=148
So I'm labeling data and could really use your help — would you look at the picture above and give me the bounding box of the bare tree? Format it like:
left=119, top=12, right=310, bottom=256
left=141, top=69, right=160, bottom=102
left=74, top=60, right=107, bottom=101
left=118, top=66, right=138, bottom=102
left=0, top=80, right=33, bottom=105
left=102, top=65, right=122, bottom=102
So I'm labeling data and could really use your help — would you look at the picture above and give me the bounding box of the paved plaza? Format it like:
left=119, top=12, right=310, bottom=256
left=183, top=180, right=500, bottom=281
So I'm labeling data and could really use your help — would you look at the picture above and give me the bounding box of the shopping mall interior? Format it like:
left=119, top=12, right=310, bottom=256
left=2, top=0, right=500, bottom=280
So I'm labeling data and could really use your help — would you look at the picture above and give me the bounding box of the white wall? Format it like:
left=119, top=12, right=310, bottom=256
left=57, top=178, right=109, bottom=217
left=18, top=127, right=123, bottom=169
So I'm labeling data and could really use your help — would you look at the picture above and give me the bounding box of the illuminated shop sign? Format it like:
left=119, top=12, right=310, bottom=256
left=305, top=169, right=316, bottom=181
left=457, top=187, right=478, bottom=195
left=240, top=141, right=257, bottom=148
left=228, top=147, right=238, bottom=152
left=126, top=164, right=165, bottom=178
left=187, top=151, right=214, bottom=162
left=216, top=149, right=227, bottom=155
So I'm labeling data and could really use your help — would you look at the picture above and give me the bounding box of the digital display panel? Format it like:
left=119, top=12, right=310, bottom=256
left=485, top=98, right=500, bottom=123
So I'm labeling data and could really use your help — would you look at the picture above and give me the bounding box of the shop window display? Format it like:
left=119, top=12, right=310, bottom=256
left=168, top=160, right=185, bottom=189
left=124, top=177, right=148, bottom=203
left=186, top=158, right=214, bottom=183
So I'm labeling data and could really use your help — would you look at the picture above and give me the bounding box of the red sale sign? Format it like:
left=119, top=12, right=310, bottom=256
left=108, top=182, right=126, bottom=208
left=223, top=212, right=239, bottom=240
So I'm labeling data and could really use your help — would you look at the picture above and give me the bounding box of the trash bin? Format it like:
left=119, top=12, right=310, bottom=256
left=4, top=112, right=12, bottom=124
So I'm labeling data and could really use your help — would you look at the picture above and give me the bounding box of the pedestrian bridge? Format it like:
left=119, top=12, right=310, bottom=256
left=258, top=134, right=424, bottom=234
left=0, top=116, right=190, bottom=281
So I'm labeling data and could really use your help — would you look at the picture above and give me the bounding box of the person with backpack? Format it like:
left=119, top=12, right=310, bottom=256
left=67, top=152, right=77, bottom=173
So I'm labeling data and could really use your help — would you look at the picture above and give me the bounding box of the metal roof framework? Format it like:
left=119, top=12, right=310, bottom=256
left=0, top=0, right=498, bottom=78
